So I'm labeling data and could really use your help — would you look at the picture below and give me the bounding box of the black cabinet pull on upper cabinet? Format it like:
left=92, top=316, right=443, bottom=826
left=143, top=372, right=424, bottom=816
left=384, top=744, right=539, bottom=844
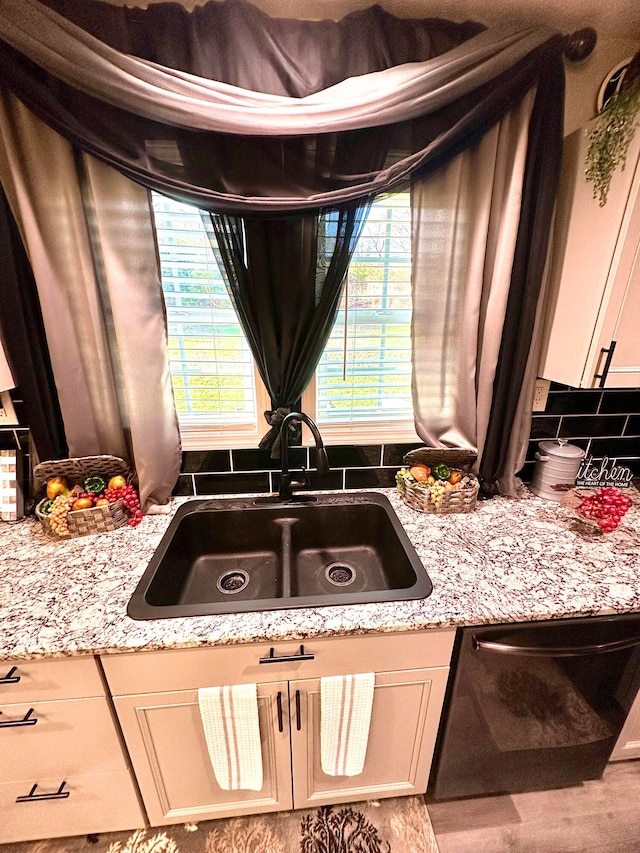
left=594, top=339, right=617, bottom=386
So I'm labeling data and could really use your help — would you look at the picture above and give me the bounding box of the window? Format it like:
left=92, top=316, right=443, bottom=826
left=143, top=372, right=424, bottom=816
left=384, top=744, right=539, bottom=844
left=152, top=193, right=415, bottom=449
left=152, top=195, right=268, bottom=449
left=306, top=195, right=414, bottom=442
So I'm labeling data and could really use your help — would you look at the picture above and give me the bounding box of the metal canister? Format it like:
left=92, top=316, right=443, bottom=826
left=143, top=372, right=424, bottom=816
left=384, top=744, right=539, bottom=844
left=529, top=439, right=585, bottom=501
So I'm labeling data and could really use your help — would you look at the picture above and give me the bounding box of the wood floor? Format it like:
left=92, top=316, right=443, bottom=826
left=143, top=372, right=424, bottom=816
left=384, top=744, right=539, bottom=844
left=427, top=760, right=640, bottom=853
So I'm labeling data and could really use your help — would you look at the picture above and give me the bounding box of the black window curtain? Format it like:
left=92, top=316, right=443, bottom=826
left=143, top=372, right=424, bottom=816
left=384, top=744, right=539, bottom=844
left=0, top=185, right=67, bottom=461
left=204, top=202, right=371, bottom=454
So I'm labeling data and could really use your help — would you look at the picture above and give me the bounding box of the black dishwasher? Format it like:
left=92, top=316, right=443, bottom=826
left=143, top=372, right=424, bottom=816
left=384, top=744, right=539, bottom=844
left=429, top=614, right=640, bottom=800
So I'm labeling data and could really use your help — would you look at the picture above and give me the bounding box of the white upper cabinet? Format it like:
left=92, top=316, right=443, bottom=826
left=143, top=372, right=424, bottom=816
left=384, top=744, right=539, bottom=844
left=540, top=120, right=640, bottom=388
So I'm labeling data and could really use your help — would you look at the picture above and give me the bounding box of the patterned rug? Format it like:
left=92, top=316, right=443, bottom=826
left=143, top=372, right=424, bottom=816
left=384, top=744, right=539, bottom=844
left=1, top=797, right=439, bottom=853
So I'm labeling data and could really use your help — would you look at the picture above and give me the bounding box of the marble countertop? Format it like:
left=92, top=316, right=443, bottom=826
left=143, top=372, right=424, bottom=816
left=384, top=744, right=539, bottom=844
left=1, top=487, right=639, bottom=661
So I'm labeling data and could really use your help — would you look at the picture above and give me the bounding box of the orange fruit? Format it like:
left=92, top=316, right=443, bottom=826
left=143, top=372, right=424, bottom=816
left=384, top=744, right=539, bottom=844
left=409, top=464, right=431, bottom=482
left=71, top=497, right=94, bottom=511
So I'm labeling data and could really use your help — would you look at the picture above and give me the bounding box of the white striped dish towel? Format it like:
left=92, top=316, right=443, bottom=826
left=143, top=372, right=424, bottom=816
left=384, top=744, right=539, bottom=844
left=198, top=684, right=263, bottom=792
left=320, top=673, right=375, bottom=777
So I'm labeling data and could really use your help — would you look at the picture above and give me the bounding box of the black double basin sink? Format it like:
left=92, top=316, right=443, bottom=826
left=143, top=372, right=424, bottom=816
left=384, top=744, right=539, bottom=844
left=127, top=492, right=432, bottom=619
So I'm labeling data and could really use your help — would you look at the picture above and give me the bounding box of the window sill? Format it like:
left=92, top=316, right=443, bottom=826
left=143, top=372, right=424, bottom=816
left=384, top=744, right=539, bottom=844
left=179, top=421, right=421, bottom=451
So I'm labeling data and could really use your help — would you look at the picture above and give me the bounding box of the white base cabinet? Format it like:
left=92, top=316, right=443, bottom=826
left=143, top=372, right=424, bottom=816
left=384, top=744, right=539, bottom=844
left=101, top=630, right=454, bottom=826
left=0, top=657, right=144, bottom=844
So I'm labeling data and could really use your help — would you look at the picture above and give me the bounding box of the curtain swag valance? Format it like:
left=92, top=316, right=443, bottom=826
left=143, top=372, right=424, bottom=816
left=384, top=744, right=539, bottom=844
left=0, top=0, right=565, bottom=213
left=1, top=0, right=553, bottom=135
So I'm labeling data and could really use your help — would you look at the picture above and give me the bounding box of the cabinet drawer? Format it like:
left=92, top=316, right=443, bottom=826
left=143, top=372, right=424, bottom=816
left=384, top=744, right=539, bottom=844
left=0, top=771, right=144, bottom=844
left=0, top=657, right=105, bottom=703
left=102, top=630, right=455, bottom=695
left=0, top=697, right=129, bottom=783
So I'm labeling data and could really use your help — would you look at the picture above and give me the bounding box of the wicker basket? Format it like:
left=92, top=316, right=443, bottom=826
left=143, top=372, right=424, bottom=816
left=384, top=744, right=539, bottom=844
left=396, top=447, right=479, bottom=515
left=34, top=455, right=130, bottom=539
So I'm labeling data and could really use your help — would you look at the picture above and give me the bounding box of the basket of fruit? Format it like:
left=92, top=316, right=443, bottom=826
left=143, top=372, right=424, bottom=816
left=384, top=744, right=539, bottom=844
left=34, top=455, right=143, bottom=539
left=396, top=447, right=479, bottom=514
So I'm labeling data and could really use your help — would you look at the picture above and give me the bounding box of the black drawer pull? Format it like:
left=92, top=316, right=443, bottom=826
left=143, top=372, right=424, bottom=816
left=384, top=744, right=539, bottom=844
left=259, top=645, right=315, bottom=664
left=0, top=666, right=20, bottom=685
left=0, top=707, right=37, bottom=728
left=16, top=782, right=70, bottom=803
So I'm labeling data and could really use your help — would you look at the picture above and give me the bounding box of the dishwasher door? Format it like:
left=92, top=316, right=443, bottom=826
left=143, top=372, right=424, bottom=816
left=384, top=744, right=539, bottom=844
left=429, top=614, right=640, bottom=800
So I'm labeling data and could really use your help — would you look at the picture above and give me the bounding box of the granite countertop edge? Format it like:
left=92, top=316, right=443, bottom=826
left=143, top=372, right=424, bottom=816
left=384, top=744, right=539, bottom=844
left=1, top=487, right=639, bottom=662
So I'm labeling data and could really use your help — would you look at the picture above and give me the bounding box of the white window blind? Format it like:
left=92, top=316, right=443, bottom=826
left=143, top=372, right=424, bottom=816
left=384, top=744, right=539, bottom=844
left=314, top=194, right=413, bottom=427
left=152, top=192, right=414, bottom=447
left=152, top=195, right=258, bottom=428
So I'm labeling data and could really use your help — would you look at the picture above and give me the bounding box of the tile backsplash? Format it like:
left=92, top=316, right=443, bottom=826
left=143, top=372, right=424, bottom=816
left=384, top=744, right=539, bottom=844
left=7, top=383, right=639, bottom=504
left=177, top=383, right=640, bottom=496
left=174, top=444, right=406, bottom=497
left=522, top=383, right=640, bottom=482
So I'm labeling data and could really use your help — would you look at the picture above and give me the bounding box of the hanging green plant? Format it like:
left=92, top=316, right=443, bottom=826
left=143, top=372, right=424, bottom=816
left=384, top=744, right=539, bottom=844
left=585, top=52, right=640, bottom=206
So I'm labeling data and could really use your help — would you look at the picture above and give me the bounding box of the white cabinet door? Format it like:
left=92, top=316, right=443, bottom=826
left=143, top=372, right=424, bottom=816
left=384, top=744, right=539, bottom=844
left=114, top=681, right=293, bottom=825
left=588, top=180, right=640, bottom=388
left=540, top=120, right=640, bottom=388
left=289, top=667, right=450, bottom=809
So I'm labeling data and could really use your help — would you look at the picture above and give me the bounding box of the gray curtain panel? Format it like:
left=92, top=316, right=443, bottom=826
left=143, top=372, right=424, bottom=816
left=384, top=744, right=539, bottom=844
left=411, top=92, right=534, bottom=479
left=0, top=94, right=181, bottom=508
left=0, top=336, right=15, bottom=392
left=0, top=184, right=67, bottom=461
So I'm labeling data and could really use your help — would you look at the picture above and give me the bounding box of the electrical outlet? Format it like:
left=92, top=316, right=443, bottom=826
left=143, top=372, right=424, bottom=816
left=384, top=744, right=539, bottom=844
left=532, top=378, right=550, bottom=412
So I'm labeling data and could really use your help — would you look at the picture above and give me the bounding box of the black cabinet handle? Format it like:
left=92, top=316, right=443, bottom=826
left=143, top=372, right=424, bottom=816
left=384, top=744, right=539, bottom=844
left=0, top=707, right=37, bottom=728
left=295, top=689, right=302, bottom=731
left=594, top=339, right=617, bottom=387
left=259, top=645, right=315, bottom=664
left=276, top=691, right=284, bottom=733
left=0, top=666, right=20, bottom=685
left=16, top=782, right=70, bottom=803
